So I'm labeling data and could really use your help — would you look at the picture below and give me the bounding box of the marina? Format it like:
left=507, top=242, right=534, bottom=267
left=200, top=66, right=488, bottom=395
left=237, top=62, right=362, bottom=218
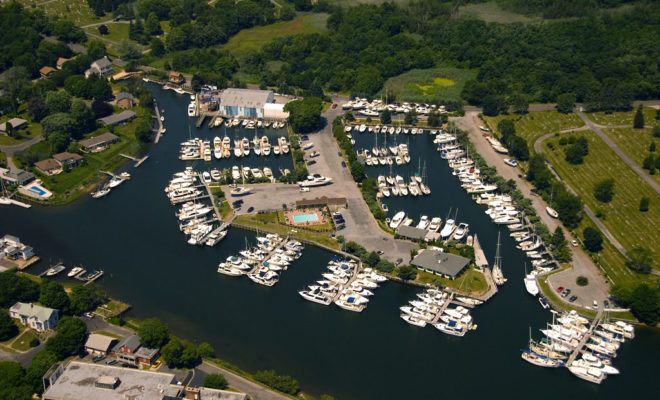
left=1, top=84, right=654, bottom=400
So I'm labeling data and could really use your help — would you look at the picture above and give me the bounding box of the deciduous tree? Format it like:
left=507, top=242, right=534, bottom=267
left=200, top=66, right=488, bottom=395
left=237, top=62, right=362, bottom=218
left=583, top=227, right=603, bottom=252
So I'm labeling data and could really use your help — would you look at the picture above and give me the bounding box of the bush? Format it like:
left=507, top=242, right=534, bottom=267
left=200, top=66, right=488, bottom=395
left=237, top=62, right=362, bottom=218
left=203, top=373, right=228, bottom=390
left=576, top=276, right=589, bottom=286
left=254, top=370, right=299, bottom=395
left=593, top=178, right=615, bottom=202
left=29, top=337, right=40, bottom=347
left=639, top=196, right=650, bottom=212
left=396, top=265, right=418, bottom=280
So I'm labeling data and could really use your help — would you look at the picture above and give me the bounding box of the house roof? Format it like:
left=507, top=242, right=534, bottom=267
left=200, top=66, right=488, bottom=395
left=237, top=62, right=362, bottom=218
left=0, top=168, right=34, bottom=183
left=10, top=302, right=58, bottom=321
left=219, top=88, right=272, bottom=109
left=411, top=249, right=471, bottom=278
left=113, top=334, right=141, bottom=353
left=53, top=152, right=83, bottom=162
left=112, top=71, right=132, bottom=81
left=85, top=334, right=116, bottom=352
left=93, top=56, right=112, bottom=69
left=56, top=57, right=70, bottom=68
left=34, top=158, right=61, bottom=171
left=79, top=132, right=119, bottom=148
left=40, top=66, right=56, bottom=76
left=0, top=118, right=27, bottom=132
left=115, top=92, right=133, bottom=102
left=97, top=110, right=135, bottom=126
left=396, top=225, right=429, bottom=240
left=135, top=346, right=159, bottom=359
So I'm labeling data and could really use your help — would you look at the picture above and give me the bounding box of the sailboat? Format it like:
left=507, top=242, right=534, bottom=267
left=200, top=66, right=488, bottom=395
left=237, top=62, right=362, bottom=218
left=521, top=327, right=564, bottom=368
left=492, top=231, right=507, bottom=285
left=230, top=165, right=252, bottom=196
left=419, top=161, right=431, bottom=195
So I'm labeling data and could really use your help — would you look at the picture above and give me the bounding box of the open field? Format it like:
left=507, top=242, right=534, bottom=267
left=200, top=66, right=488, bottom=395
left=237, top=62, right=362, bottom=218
left=85, top=23, right=131, bottom=44
left=483, top=110, right=585, bottom=152
left=603, top=127, right=660, bottom=184
left=458, top=1, right=538, bottom=23
left=380, top=67, right=477, bottom=103
left=221, top=14, right=328, bottom=58
left=541, top=130, right=660, bottom=268
left=584, top=106, right=658, bottom=126
left=19, top=0, right=107, bottom=26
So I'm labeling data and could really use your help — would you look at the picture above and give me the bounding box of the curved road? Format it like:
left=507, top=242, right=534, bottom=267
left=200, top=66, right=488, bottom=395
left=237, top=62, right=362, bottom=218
left=0, top=135, right=44, bottom=170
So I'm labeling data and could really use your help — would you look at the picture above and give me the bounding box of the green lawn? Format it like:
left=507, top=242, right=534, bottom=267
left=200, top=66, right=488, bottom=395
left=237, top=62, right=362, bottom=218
left=234, top=212, right=340, bottom=250
left=416, top=266, right=489, bottom=296
left=584, top=106, right=657, bottom=126
left=458, top=1, right=539, bottom=23
left=602, top=127, right=660, bottom=185
left=541, top=130, right=660, bottom=270
left=85, top=23, right=130, bottom=44
left=20, top=0, right=108, bottom=26
left=221, top=14, right=328, bottom=58
left=380, top=67, right=477, bottom=103
left=0, top=117, right=43, bottom=146
left=483, top=110, right=585, bottom=152
left=10, top=329, right=38, bottom=352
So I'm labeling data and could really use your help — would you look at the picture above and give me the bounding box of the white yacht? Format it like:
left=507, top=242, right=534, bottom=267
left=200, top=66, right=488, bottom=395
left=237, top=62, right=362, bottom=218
left=67, top=266, right=84, bottom=277
left=187, top=102, right=196, bottom=117
left=416, top=216, right=430, bottom=230
left=389, top=211, right=405, bottom=229
left=299, top=175, right=333, bottom=187
left=428, top=217, right=442, bottom=232
left=524, top=274, right=539, bottom=296
left=568, top=366, right=605, bottom=384
left=440, top=219, right=456, bottom=238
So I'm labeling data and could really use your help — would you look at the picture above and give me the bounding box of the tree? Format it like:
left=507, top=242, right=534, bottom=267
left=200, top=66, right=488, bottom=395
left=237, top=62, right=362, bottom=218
left=162, top=338, right=183, bottom=367
left=404, top=109, right=417, bottom=125
left=150, top=38, right=165, bottom=57
left=0, top=361, right=24, bottom=391
left=0, top=270, right=40, bottom=308
left=0, top=312, right=18, bottom=341
left=145, top=12, right=162, bottom=35
left=70, top=99, right=96, bottom=138
left=197, top=342, right=214, bottom=358
left=48, top=131, right=70, bottom=153
left=98, top=25, right=108, bottom=35
left=396, top=265, right=418, bottom=280
left=24, top=350, right=57, bottom=393
left=554, top=190, right=582, bottom=228
left=511, top=93, right=529, bottom=114
left=643, top=155, right=654, bottom=170
left=138, top=318, right=170, bottom=349
left=203, top=373, right=228, bottom=390
left=365, top=251, right=380, bottom=267
left=551, top=227, right=566, bottom=248
left=628, top=283, right=660, bottom=324
left=135, top=119, right=153, bottom=143
left=45, top=316, right=88, bottom=360
left=117, top=39, right=141, bottom=60
left=508, top=136, right=529, bottom=161
left=87, top=40, right=107, bottom=61
left=633, top=104, right=644, bottom=129
left=639, top=196, right=650, bottom=212
left=482, top=95, right=506, bottom=116
left=284, top=97, right=323, bottom=133
left=45, top=91, right=71, bottom=113
left=427, top=110, right=440, bottom=127
left=497, top=119, right=515, bottom=141
left=254, top=370, right=299, bottom=395
left=583, top=227, right=603, bottom=252
left=27, top=97, right=48, bottom=122
left=349, top=160, right=365, bottom=182
left=344, top=111, right=355, bottom=122
left=39, top=281, right=70, bottom=313
left=593, top=178, right=615, bottom=202
left=626, top=247, right=653, bottom=273
left=556, top=93, right=576, bottom=113
left=650, top=142, right=656, bottom=152
left=69, top=284, right=106, bottom=315
left=565, top=137, right=588, bottom=164
left=380, top=108, right=391, bottom=124
left=91, top=99, right=113, bottom=118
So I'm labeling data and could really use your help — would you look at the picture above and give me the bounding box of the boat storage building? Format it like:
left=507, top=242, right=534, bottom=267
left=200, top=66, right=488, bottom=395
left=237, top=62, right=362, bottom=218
left=218, top=89, right=288, bottom=119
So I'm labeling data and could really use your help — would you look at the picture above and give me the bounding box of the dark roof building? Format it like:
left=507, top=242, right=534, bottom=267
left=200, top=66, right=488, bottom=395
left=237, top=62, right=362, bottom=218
left=295, top=196, right=347, bottom=208
left=411, top=249, right=471, bottom=279
left=396, top=225, right=428, bottom=241
left=79, top=132, right=119, bottom=152
left=34, top=158, right=62, bottom=176
left=97, top=110, right=135, bottom=126
left=53, top=152, right=83, bottom=166
left=0, top=167, right=34, bottom=185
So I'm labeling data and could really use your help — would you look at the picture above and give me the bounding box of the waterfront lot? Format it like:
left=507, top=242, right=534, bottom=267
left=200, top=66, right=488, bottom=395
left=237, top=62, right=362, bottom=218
left=603, top=127, right=660, bottom=184
left=542, top=130, right=660, bottom=272
left=483, top=110, right=585, bottom=153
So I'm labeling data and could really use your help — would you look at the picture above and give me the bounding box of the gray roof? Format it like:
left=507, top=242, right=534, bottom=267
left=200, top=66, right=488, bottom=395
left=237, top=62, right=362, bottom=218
left=115, top=92, right=133, bottom=102
left=85, top=333, right=116, bottom=352
left=396, top=225, right=428, bottom=240
left=97, top=110, right=135, bottom=126
left=42, top=361, right=181, bottom=400
left=198, top=388, right=248, bottom=400
left=93, top=56, right=112, bottom=69
left=220, top=88, right=272, bottom=109
left=135, top=346, right=159, bottom=359
left=10, top=302, right=58, bottom=321
left=411, top=249, right=471, bottom=278
left=79, top=132, right=119, bottom=148
left=112, top=334, right=141, bottom=353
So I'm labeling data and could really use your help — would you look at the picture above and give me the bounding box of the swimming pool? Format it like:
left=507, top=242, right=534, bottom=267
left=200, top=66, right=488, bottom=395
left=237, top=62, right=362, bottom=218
left=293, top=213, right=319, bottom=223
left=27, top=185, right=46, bottom=196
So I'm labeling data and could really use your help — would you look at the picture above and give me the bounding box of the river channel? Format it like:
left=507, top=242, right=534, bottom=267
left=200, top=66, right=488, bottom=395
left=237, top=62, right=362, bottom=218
left=0, top=84, right=657, bottom=399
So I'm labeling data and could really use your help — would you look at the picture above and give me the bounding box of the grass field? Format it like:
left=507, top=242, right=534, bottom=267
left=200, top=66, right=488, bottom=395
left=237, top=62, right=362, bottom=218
left=484, top=110, right=585, bottom=152
left=20, top=0, right=107, bottom=26
left=603, top=127, right=660, bottom=184
left=84, top=23, right=131, bottom=44
left=10, top=329, right=38, bottom=351
left=416, top=266, right=489, bottom=295
left=458, top=1, right=538, bottom=23
left=542, top=130, right=660, bottom=269
left=380, top=67, right=477, bottom=103
left=584, top=107, right=658, bottom=126
left=221, top=14, right=328, bottom=58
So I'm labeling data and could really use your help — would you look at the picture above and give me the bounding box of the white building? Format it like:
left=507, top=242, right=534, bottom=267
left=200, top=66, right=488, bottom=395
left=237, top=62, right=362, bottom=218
left=218, top=88, right=283, bottom=119
left=84, top=56, right=114, bottom=78
left=9, top=302, right=59, bottom=331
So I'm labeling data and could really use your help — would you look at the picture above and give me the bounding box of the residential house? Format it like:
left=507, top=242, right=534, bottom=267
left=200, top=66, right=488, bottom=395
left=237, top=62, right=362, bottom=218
left=114, top=92, right=134, bottom=109
left=56, top=57, right=71, bottom=70
left=0, top=234, right=34, bottom=260
left=53, top=152, right=83, bottom=168
left=0, top=118, right=27, bottom=134
left=97, top=110, right=135, bottom=126
left=40, top=66, right=56, bottom=78
left=84, top=56, right=114, bottom=78
left=9, top=302, right=59, bottom=331
left=34, top=158, right=63, bottom=176
left=169, top=71, right=185, bottom=85
left=84, top=334, right=117, bottom=355
left=0, top=167, right=34, bottom=186
left=79, top=132, right=119, bottom=152
left=111, top=335, right=159, bottom=365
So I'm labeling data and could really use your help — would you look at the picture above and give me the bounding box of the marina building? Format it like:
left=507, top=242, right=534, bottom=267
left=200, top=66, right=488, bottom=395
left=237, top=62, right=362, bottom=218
left=42, top=361, right=247, bottom=400
left=0, top=167, right=34, bottom=186
left=79, top=132, right=119, bottom=152
left=411, top=249, right=471, bottom=279
left=219, top=88, right=279, bottom=119
left=84, top=333, right=117, bottom=355
left=295, top=196, right=348, bottom=211
left=9, top=302, right=59, bottom=331
left=0, top=234, right=35, bottom=260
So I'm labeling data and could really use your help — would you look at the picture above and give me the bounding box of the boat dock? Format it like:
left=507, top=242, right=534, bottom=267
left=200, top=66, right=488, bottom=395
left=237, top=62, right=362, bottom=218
left=120, top=153, right=150, bottom=167
left=472, top=234, right=488, bottom=268
left=196, top=173, right=222, bottom=222
left=84, top=270, right=104, bottom=285
left=329, top=260, right=362, bottom=303
left=430, top=292, right=455, bottom=324
left=247, top=235, right=289, bottom=274
left=196, top=114, right=207, bottom=128
left=566, top=308, right=605, bottom=366
left=154, top=103, right=165, bottom=143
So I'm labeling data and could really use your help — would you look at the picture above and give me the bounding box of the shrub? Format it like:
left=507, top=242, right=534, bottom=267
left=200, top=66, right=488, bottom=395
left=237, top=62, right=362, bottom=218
left=203, top=373, right=228, bottom=390
left=254, top=370, right=299, bottom=395
left=639, top=197, right=650, bottom=212
left=576, top=276, right=589, bottom=286
left=29, top=337, right=40, bottom=347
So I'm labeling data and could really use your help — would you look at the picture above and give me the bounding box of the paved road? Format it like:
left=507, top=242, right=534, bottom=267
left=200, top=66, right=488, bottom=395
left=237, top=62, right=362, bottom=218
left=575, top=110, right=660, bottom=195
left=452, top=112, right=610, bottom=306
left=196, top=361, right=290, bottom=400
left=0, top=135, right=44, bottom=170
left=0, top=339, right=47, bottom=368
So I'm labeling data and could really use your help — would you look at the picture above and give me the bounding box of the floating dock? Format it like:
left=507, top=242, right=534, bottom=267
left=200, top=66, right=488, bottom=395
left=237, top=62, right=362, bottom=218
left=154, top=103, right=165, bottom=143
left=120, top=153, right=150, bottom=167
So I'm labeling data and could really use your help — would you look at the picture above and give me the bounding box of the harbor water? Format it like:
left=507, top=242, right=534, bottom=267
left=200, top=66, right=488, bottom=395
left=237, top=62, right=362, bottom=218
left=0, top=84, right=657, bottom=399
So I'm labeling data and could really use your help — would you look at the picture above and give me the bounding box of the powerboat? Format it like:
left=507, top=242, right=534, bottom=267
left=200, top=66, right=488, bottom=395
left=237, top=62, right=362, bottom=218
left=524, top=274, right=539, bottom=296
left=440, top=219, right=456, bottom=238
left=453, top=223, right=469, bottom=240
left=389, top=211, right=405, bottom=229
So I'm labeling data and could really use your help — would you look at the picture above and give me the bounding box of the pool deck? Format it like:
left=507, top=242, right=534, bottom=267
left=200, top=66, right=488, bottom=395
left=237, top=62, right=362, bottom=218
left=284, top=209, right=325, bottom=226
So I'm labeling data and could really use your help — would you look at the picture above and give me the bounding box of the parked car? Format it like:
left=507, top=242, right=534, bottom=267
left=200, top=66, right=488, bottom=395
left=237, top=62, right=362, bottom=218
left=106, top=359, right=118, bottom=365
left=603, top=300, right=610, bottom=308
left=341, top=161, right=346, bottom=168
left=593, top=300, right=598, bottom=308
left=93, top=355, right=106, bottom=363
left=556, top=286, right=564, bottom=293
left=247, top=206, right=254, bottom=213
left=377, top=250, right=384, bottom=255
left=571, top=240, right=578, bottom=247
left=331, top=103, right=337, bottom=109
left=307, top=160, right=316, bottom=166
left=395, top=258, right=403, bottom=266
left=569, top=295, right=578, bottom=302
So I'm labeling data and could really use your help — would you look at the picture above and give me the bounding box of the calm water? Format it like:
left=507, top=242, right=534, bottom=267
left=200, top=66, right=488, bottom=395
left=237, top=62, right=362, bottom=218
left=0, top=85, right=656, bottom=399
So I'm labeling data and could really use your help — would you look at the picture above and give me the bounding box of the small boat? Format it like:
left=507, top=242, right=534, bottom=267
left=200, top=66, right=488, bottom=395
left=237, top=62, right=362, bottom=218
left=546, top=207, right=559, bottom=218
left=503, top=158, right=518, bottom=167
left=92, top=187, right=111, bottom=198
left=67, top=266, right=84, bottom=277
left=524, top=274, right=539, bottom=296
left=539, top=297, right=550, bottom=309
left=230, top=186, right=252, bottom=196
left=45, top=263, right=66, bottom=277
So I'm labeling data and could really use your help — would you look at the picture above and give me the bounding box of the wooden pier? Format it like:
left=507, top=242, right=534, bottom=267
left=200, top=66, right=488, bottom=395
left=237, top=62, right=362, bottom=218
left=430, top=292, right=455, bottom=324
left=566, top=308, right=605, bottom=366
left=119, top=153, right=150, bottom=167
left=247, top=235, right=289, bottom=274
left=329, top=260, right=363, bottom=303
left=84, top=270, right=104, bottom=286
left=196, top=114, right=207, bottom=128
left=154, top=103, right=165, bottom=143
left=197, top=173, right=222, bottom=222
left=472, top=234, right=489, bottom=268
